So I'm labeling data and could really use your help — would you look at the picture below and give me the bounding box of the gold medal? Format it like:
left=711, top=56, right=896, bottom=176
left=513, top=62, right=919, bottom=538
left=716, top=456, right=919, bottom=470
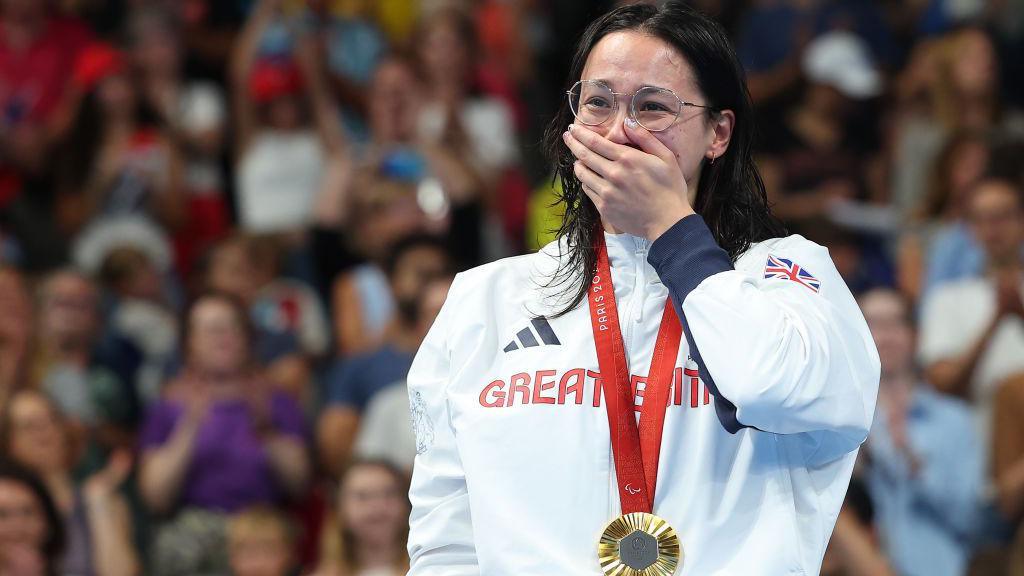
left=597, top=512, right=682, bottom=575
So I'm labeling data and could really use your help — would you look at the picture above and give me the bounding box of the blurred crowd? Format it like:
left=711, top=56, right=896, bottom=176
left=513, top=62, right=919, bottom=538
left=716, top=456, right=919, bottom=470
left=0, top=0, right=1023, bottom=575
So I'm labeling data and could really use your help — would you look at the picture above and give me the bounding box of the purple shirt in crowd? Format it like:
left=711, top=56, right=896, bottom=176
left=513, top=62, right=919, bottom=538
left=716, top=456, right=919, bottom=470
left=139, top=392, right=307, bottom=513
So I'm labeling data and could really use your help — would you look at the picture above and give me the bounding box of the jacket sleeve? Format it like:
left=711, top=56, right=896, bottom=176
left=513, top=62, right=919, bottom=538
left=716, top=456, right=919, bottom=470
left=648, top=216, right=879, bottom=460
left=407, top=275, right=480, bottom=574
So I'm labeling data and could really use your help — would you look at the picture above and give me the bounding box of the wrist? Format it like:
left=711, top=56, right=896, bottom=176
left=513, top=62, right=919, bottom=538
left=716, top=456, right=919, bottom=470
left=646, top=208, right=695, bottom=242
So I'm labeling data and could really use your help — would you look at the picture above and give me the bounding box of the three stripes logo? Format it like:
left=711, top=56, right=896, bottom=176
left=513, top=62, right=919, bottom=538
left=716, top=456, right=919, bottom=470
left=503, top=317, right=561, bottom=352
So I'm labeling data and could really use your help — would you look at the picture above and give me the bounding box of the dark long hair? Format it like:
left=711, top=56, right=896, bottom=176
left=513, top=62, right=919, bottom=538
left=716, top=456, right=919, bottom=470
left=541, top=1, right=785, bottom=316
left=0, top=459, right=66, bottom=576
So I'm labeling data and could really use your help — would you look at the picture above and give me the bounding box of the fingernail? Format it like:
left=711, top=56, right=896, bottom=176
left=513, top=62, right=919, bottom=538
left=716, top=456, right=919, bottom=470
left=625, top=117, right=638, bottom=129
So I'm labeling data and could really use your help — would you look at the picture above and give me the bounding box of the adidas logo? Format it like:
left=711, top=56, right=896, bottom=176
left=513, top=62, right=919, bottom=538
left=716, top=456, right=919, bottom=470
left=503, top=317, right=561, bottom=352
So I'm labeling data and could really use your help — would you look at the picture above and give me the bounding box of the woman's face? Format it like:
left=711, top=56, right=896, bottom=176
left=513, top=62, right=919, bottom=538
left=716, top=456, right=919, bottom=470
left=391, top=246, right=448, bottom=311
left=6, top=393, right=67, bottom=475
left=577, top=31, right=721, bottom=193
left=369, top=61, right=420, bottom=144
left=97, top=74, right=137, bottom=118
left=208, top=243, right=260, bottom=303
left=860, top=291, right=914, bottom=378
left=187, top=298, right=249, bottom=376
left=134, top=26, right=181, bottom=78
left=229, top=531, right=292, bottom=576
left=0, top=479, right=47, bottom=551
left=419, top=17, right=470, bottom=88
left=339, top=465, right=407, bottom=546
left=265, top=96, right=303, bottom=131
left=952, top=30, right=996, bottom=97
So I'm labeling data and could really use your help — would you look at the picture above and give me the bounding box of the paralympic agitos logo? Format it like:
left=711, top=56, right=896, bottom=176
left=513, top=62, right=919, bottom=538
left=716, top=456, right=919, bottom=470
left=479, top=366, right=711, bottom=411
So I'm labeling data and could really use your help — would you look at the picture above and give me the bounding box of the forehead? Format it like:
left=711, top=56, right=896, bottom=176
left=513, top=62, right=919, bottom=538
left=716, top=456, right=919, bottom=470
left=192, top=298, right=237, bottom=321
left=581, top=31, right=697, bottom=96
left=10, top=392, right=49, bottom=416
left=47, top=274, right=95, bottom=298
left=861, top=292, right=905, bottom=321
left=344, top=465, right=396, bottom=489
left=971, top=182, right=1021, bottom=210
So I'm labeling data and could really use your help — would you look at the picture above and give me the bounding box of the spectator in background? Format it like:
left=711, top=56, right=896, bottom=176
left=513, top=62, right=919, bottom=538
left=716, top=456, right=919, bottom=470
left=231, top=0, right=345, bottom=237
left=1, top=389, right=139, bottom=576
left=313, top=459, right=409, bottom=576
left=0, top=265, right=31, bottom=407
left=897, top=130, right=989, bottom=300
left=0, top=0, right=92, bottom=206
left=820, top=478, right=896, bottom=576
left=758, top=30, right=882, bottom=225
left=312, top=53, right=481, bottom=291
left=919, top=178, right=1024, bottom=424
left=354, top=275, right=453, bottom=474
left=889, top=27, right=1024, bottom=219
left=128, top=5, right=231, bottom=276
left=415, top=7, right=519, bottom=183
left=30, top=269, right=140, bottom=449
left=414, top=6, right=524, bottom=255
left=227, top=506, right=296, bottom=576
left=98, top=246, right=179, bottom=406
left=319, top=235, right=449, bottom=477
left=0, top=459, right=65, bottom=576
left=299, top=0, right=386, bottom=119
left=54, top=42, right=185, bottom=242
left=861, top=288, right=982, bottom=576
left=206, top=233, right=329, bottom=402
left=993, top=373, right=1024, bottom=537
left=329, top=178, right=439, bottom=356
left=735, top=0, right=814, bottom=108
left=139, top=292, right=309, bottom=575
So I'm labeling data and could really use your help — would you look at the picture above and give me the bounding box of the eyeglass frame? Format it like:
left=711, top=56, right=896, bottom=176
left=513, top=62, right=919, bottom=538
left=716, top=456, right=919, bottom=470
left=565, top=79, right=719, bottom=133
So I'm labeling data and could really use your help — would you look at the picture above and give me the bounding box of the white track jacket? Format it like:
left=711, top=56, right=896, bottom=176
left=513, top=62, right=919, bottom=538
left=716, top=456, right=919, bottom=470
left=406, top=216, right=880, bottom=575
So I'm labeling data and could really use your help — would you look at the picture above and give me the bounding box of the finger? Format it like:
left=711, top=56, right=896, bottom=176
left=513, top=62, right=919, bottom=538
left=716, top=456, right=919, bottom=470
left=624, top=118, right=677, bottom=164
left=563, top=129, right=614, bottom=178
left=567, top=124, right=627, bottom=161
left=573, top=159, right=608, bottom=198
left=581, top=184, right=603, bottom=213
left=105, top=449, right=134, bottom=482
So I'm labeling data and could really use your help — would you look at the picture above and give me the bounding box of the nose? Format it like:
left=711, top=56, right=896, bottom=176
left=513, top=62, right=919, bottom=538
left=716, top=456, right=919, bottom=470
left=603, top=105, right=640, bottom=149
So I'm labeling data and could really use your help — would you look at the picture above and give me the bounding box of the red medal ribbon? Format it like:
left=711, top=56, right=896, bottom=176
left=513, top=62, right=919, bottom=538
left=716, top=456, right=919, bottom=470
left=588, top=232, right=683, bottom=515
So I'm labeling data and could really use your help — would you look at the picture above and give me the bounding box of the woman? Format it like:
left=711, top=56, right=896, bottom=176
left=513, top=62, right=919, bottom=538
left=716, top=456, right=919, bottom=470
left=406, top=3, right=879, bottom=575
left=895, top=130, right=989, bottom=300
left=55, top=41, right=185, bottom=239
left=138, top=292, right=310, bottom=575
left=128, top=5, right=231, bottom=275
left=230, top=0, right=346, bottom=235
left=0, top=459, right=64, bottom=576
left=414, top=6, right=525, bottom=254
left=0, top=389, right=139, bottom=576
left=314, top=459, right=410, bottom=576
left=889, top=26, right=1024, bottom=219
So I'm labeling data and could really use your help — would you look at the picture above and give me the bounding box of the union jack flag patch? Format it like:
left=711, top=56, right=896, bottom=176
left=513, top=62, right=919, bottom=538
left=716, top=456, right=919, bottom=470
left=764, top=254, right=821, bottom=293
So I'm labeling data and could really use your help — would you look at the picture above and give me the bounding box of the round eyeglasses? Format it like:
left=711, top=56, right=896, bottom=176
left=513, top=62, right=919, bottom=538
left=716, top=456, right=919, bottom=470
left=566, top=80, right=717, bottom=132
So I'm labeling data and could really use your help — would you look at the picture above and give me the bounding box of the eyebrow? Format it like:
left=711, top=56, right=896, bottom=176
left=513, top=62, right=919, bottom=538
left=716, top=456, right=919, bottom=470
left=584, top=78, right=675, bottom=93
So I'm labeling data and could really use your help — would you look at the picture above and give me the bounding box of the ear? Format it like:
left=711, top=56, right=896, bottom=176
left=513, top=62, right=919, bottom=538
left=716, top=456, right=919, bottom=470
left=706, top=109, right=735, bottom=162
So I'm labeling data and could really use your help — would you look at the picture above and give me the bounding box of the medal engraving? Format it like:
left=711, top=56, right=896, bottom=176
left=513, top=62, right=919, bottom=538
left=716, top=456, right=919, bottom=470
left=619, top=530, right=658, bottom=569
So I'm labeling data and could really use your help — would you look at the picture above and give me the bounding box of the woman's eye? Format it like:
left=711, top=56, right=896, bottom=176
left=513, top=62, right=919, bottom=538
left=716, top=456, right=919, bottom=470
left=639, top=101, right=671, bottom=113
left=584, top=97, right=611, bottom=109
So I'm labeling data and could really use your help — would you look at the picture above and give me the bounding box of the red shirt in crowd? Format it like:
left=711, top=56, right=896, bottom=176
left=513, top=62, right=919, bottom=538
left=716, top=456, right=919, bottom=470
left=0, top=16, right=92, bottom=126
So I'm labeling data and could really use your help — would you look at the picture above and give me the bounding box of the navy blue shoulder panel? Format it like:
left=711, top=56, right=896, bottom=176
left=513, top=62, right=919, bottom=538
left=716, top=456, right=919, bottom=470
left=648, top=215, right=749, bottom=434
